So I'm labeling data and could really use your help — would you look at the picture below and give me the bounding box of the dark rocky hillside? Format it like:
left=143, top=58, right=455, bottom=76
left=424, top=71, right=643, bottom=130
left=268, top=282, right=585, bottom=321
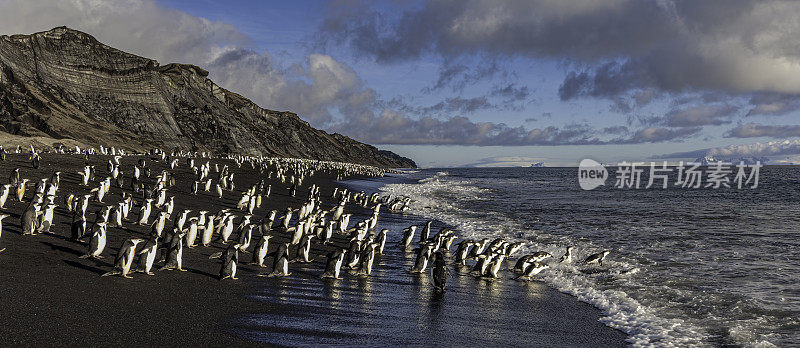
left=0, top=27, right=415, bottom=167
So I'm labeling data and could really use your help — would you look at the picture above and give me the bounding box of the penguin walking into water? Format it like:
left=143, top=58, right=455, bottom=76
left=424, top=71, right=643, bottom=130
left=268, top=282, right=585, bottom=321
left=160, top=228, right=186, bottom=271
left=454, top=240, right=473, bottom=266
left=356, top=242, right=376, bottom=276
left=513, top=255, right=535, bottom=273
left=432, top=250, right=452, bottom=292
left=484, top=254, right=506, bottom=279
left=377, top=229, right=388, bottom=254
left=80, top=222, right=108, bottom=259
left=211, top=243, right=241, bottom=280
left=410, top=244, right=433, bottom=274
left=102, top=238, right=144, bottom=278
left=515, top=262, right=549, bottom=281
left=250, top=234, right=272, bottom=267
left=321, top=249, right=345, bottom=279
left=295, top=234, right=314, bottom=263
left=399, top=226, right=416, bottom=251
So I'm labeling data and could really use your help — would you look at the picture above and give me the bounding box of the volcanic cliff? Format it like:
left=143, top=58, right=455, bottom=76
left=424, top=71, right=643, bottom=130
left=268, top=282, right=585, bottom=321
left=0, top=27, right=415, bottom=168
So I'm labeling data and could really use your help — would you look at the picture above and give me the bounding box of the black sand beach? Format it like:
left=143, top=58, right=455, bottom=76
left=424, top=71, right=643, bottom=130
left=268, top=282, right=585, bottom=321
left=0, top=152, right=627, bottom=346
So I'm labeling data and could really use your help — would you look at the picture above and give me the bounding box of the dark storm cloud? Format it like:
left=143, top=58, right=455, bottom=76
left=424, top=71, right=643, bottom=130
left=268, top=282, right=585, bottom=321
left=746, top=93, right=800, bottom=117
left=320, top=0, right=800, bottom=99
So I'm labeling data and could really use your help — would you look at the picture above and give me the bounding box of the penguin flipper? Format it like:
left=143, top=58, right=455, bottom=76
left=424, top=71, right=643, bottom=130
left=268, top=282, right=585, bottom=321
left=208, top=251, right=223, bottom=259
left=101, top=270, right=120, bottom=277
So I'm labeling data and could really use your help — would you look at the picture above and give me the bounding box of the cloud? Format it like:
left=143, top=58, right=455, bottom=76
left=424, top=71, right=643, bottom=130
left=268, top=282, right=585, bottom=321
left=603, top=126, right=629, bottom=134
left=746, top=93, right=800, bottom=117
left=626, top=127, right=702, bottom=143
left=414, top=96, right=493, bottom=115
left=425, top=60, right=501, bottom=92
left=0, top=0, right=754, bottom=148
left=660, top=104, right=739, bottom=127
left=725, top=123, right=800, bottom=138
left=320, top=0, right=800, bottom=99
left=656, top=139, right=800, bottom=159
left=461, top=156, right=547, bottom=167
left=490, top=83, right=529, bottom=102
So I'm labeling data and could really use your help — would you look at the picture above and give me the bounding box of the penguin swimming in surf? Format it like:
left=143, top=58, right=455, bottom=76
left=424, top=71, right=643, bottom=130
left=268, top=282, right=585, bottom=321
left=559, top=246, right=574, bottom=263
left=583, top=251, right=610, bottom=266
left=515, top=262, right=549, bottom=281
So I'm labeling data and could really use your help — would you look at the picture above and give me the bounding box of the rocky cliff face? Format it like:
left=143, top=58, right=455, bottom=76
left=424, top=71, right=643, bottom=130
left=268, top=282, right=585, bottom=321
left=0, top=27, right=415, bottom=168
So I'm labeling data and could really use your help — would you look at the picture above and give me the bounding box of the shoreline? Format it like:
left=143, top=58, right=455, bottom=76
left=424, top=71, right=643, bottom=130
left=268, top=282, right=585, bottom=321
left=0, top=152, right=627, bottom=346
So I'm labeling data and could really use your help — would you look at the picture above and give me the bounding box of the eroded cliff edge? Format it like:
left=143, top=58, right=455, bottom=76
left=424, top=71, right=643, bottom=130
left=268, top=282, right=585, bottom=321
left=0, top=27, right=415, bottom=168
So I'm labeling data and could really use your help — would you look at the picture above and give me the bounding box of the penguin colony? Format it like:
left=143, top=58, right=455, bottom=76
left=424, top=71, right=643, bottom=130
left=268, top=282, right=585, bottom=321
left=0, top=144, right=611, bottom=294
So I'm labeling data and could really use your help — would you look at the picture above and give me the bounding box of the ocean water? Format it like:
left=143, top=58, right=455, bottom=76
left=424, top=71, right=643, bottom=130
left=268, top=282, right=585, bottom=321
left=230, top=172, right=628, bottom=347
left=380, top=167, right=800, bottom=347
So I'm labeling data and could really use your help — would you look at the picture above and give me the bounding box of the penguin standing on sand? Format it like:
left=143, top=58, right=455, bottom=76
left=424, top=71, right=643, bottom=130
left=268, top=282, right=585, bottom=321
left=137, top=234, right=160, bottom=275
left=80, top=222, right=107, bottom=259
left=0, top=184, right=10, bottom=209
left=432, top=250, right=451, bottom=292
left=0, top=214, right=9, bottom=252
left=9, top=168, right=19, bottom=186
left=102, top=238, right=144, bottom=278
left=21, top=203, right=41, bottom=235
left=16, top=178, right=29, bottom=202
left=237, top=224, right=254, bottom=252
left=71, top=210, right=87, bottom=241
left=211, top=243, right=241, bottom=280
left=37, top=203, right=56, bottom=233
left=185, top=217, right=199, bottom=248
left=266, top=243, right=291, bottom=277
left=250, top=234, right=272, bottom=267
left=160, top=228, right=186, bottom=271
left=321, top=249, right=345, bottom=279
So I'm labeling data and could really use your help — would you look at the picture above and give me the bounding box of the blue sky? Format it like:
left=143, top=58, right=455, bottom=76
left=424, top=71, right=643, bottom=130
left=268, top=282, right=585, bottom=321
left=2, top=0, right=800, bottom=167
